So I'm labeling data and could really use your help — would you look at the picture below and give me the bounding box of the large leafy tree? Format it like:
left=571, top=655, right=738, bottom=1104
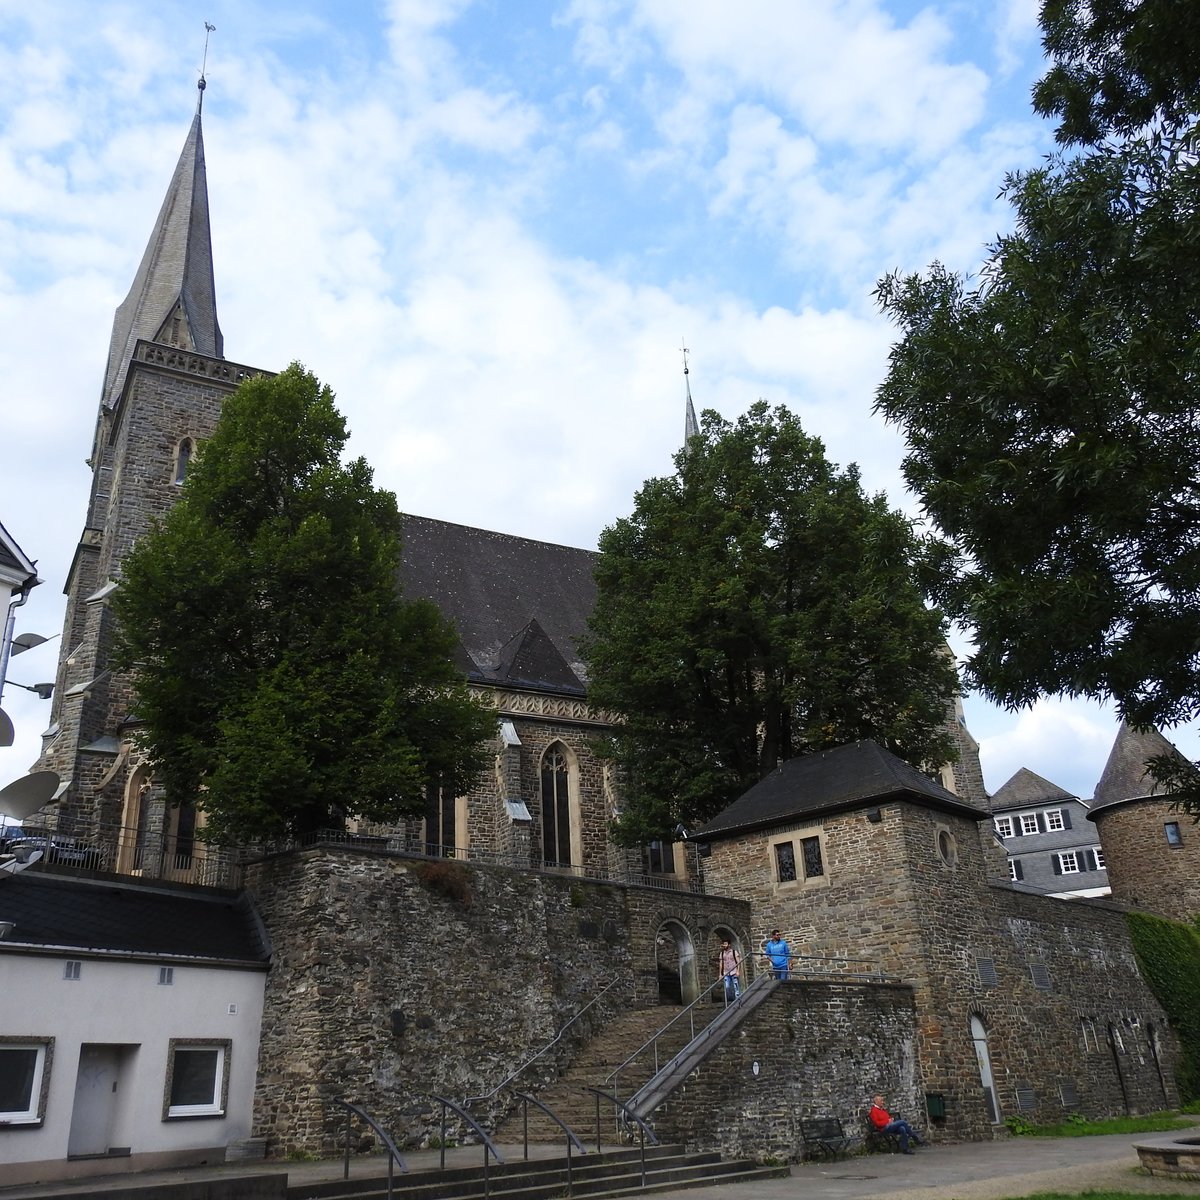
left=114, top=363, right=492, bottom=843
left=874, top=1, right=1200, bottom=786
left=583, top=402, right=959, bottom=843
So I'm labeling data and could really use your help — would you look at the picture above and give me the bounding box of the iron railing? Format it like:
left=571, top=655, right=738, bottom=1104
left=10, top=816, right=706, bottom=896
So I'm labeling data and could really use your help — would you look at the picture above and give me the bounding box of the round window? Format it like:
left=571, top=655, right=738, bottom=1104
left=937, top=828, right=957, bottom=866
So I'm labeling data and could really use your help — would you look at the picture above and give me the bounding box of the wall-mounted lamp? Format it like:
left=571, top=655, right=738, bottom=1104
left=866, top=808, right=883, bottom=824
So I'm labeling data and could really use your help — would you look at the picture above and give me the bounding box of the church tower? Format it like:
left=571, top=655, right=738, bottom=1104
left=34, top=83, right=264, bottom=855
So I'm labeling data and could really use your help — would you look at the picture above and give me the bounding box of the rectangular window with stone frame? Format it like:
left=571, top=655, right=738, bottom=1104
left=770, top=829, right=828, bottom=889
left=163, top=1039, right=230, bottom=1120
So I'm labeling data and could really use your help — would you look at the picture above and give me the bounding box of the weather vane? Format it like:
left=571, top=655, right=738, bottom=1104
left=681, top=340, right=690, bottom=376
left=198, top=21, right=216, bottom=107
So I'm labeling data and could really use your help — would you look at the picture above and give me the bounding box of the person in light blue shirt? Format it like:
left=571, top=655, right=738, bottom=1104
left=762, top=930, right=790, bottom=980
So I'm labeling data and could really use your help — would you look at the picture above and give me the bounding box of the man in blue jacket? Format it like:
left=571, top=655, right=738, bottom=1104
left=762, top=930, right=790, bottom=980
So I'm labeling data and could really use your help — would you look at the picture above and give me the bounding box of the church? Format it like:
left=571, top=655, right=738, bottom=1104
left=1, top=86, right=1196, bottom=1185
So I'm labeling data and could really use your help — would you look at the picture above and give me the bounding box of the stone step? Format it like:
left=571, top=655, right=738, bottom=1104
left=286, top=1145, right=789, bottom=1200
left=493, top=1003, right=724, bottom=1144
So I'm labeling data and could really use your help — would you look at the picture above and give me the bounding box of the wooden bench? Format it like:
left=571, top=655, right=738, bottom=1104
left=799, top=1117, right=861, bottom=1160
left=864, top=1121, right=904, bottom=1153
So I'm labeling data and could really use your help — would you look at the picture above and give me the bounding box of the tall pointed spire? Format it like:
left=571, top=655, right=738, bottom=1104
left=682, top=342, right=698, bottom=448
left=101, top=77, right=223, bottom=405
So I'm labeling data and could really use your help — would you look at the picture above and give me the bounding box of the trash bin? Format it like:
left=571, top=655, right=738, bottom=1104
left=925, top=1092, right=947, bottom=1122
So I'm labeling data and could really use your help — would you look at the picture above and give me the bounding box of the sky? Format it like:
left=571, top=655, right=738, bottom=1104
left=1, top=0, right=1192, bottom=803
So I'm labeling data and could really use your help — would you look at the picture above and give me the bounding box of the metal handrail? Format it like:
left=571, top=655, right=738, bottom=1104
left=334, top=1098, right=407, bottom=1200
left=511, top=1090, right=588, bottom=1157
left=427, top=1092, right=505, bottom=1199
left=466, top=975, right=621, bottom=1106
left=585, top=1086, right=658, bottom=1187
left=512, top=1090, right=586, bottom=1196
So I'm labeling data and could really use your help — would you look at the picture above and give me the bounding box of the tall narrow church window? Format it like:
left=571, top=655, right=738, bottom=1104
left=644, top=840, right=675, bottom=875
left=174, top=438, right=193, bottom=484
left=423, top=781, right=457, bottom=856
left=541, top=748, right=572, bottom=866
left=118, top=766, right=153, bottom=875
left=168, top=798, right=197, bottom=871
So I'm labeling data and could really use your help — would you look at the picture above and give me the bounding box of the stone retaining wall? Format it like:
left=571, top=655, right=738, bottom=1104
left=652, top=980, right=920, bottom=1161
left=244, top=846, right=751, bottom=1155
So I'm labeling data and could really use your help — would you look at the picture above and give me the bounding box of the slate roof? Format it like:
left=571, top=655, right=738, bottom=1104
left=104, top=105, right=223, bottom=406
left=696, top=739, right=986, bottom=841
left=1089, top=721, right=1185, bottom=815
left=0, top=520, right=38, bottom=589
left=398, top=515, right=597, bottom=694
left=990, top=767, right=1077, bottom=812
left=0, top=871, right=268, bottom=965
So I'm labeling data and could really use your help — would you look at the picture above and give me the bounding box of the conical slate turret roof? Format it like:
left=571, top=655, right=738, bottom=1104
left=990, top=767, right=1075, bottom=812
left=101, top=103, right=223, bottom=405
left=1090, top=721, right=1185, bottom=813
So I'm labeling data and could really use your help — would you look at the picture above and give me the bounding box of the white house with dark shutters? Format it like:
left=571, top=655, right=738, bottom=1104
left=989, top=768, right=1109, bottom=898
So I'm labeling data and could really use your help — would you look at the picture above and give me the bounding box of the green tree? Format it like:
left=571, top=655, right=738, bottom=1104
left=113, top=363, right=492, bottom=843
left=583, top=402, right=959, bottom=843
left=1034, top=0, right=1200, bottom=147
left=874, top=0, right=1200, bottom=794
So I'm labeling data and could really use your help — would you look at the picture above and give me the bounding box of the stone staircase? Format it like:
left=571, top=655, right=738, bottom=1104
left=287, top=1144, right=789, bottom=1200
left=492, top=1002, right=725, bottom=1144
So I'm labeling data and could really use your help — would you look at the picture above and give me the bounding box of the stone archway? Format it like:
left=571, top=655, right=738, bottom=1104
left=654, top=918, right=700, bottom=1006
left=710, top=923, right=749, bottom=1002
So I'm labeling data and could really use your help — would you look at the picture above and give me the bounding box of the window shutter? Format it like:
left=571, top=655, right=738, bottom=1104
left=1014, top=859, right=1024, bottom=880
left=1011, top=822, right=1023, bottom=837
left=1051, top=854, right=1062, bottom=875
left=1062, top=810, right=1072, bottom=829
left=1082, top=849, right=1095, bottom=871
left=1036, top=813, right=1046, bottom=832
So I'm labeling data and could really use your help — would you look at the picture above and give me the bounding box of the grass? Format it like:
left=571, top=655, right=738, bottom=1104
left=1007, top=1112, right=1195, bottom=1137
left=995, top=1194, right=1196, bottom=1200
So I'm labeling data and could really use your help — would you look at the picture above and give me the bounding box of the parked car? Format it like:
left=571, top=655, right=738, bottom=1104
left=2, top=830, right=105, bottom=869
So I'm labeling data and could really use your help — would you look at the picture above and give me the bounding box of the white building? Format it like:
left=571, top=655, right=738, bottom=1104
left=0, top=870, right=269, bottom=1184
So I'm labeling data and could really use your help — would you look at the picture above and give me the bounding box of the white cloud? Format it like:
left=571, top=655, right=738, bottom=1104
left=976, top=698, right=1116, bottom=800
left=1, top=0, right=1192, bottom=800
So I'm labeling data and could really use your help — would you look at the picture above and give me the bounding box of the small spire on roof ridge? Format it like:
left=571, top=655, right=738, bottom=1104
left=682, top=340, right=699, bottom=449
left=197, top=21, right=216, bottom=113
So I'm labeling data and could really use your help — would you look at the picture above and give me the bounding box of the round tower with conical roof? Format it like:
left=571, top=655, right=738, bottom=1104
left=1088, top=722, right=1200, bottom=922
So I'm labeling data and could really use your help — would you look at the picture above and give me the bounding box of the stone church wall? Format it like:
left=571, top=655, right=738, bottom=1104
left=652, top=981, right=919, bottom=1160
left=243, top=846, right=750, bottom=1155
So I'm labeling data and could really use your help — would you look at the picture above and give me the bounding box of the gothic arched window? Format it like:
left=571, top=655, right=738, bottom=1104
left=541, top=746, right=573, bottom=867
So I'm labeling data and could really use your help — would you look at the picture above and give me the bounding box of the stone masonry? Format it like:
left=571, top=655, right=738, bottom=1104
left=653, top=981, right=919, bottom=1161
left=1092, top=798, right=1200, bottom=924
left=702, top=799, right=1178, bottom=1140
left=243, top=845, right=751, bottom=1156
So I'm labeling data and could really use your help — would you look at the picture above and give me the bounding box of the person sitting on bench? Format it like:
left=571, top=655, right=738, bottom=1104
left=868, top=1094, right=925, bottom=1153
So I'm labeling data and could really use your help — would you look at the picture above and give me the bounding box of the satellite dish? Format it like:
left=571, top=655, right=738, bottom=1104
left=0, top=771, right=61, bottom=820
left=11, top=633, right=49, bottom=656
left=0, top=708, right=12, bottom=749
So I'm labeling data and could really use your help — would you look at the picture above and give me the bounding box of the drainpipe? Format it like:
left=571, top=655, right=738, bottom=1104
left=0, top=584, right=34, bottom=707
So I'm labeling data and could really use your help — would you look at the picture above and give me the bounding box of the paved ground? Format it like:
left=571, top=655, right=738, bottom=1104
left=3, top=1128, right=1199, bottom=1199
